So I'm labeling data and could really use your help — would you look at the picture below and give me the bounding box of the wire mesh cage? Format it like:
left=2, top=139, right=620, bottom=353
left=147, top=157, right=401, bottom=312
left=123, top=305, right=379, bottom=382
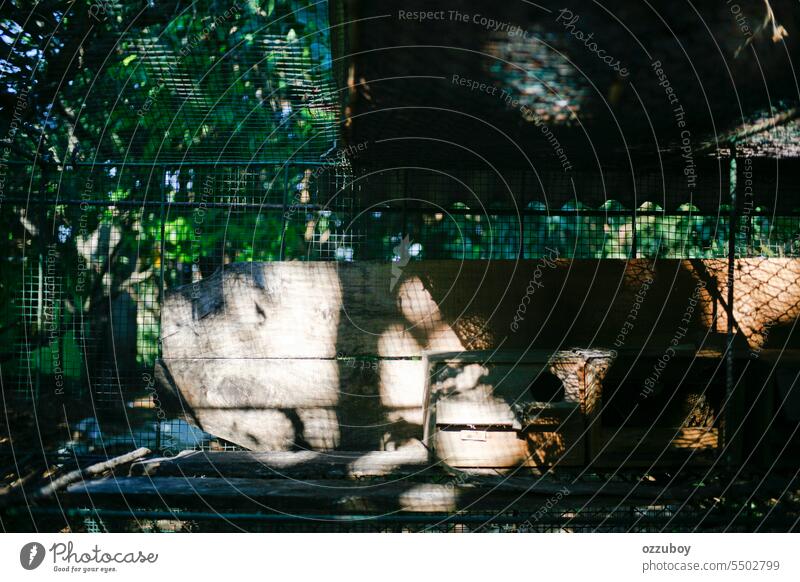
left=2, top=0, right=800, bottom=538
left=3, top=156, right=799, bottom=458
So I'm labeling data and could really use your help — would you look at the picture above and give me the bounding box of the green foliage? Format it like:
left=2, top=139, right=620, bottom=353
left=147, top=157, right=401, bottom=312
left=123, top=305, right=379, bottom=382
left=2, top=0, right=800, bottom=414
left=1, top=0, right=338, bottom=163
left=0, top=0, right=340, bottom=393
left=361, top=202, right=800, bottom=261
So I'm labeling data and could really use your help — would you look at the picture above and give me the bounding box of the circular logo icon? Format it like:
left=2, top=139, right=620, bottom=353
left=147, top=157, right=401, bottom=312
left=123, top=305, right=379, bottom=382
left=20, top=542, right=46, bottom=570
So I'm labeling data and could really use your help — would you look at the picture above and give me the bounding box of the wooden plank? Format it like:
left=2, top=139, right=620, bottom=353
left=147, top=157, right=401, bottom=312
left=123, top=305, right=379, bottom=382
left=436, top=400, right=520, bottom=427
left=0, top=448, right=152, bottom=510
left=131, top=449, right=432, bottom=479
left=590, top=427, right=719, bottom=468
left=161, top=261, right=478, bottom=360
left=424, top=349, right=616, bottom=364
left=423, top=350, right=613, bottom=406
left=162, top=261, right=636, bottom=361
left=165, top=358, right=342, bottom=409
left=431, top=402, right=587, bottom=469
left=63, top=476, right=673, bottom=513
left=162, top=358, right=428, bottom=410
left=602, top=427, right=719, bottom=451
left=422, top=350, right=613, bottom=439
left=434, top=430, right=530, bottom=468
left=161, top=260, right=800, bottom=361
left=34, top=448, right=151, bottom=499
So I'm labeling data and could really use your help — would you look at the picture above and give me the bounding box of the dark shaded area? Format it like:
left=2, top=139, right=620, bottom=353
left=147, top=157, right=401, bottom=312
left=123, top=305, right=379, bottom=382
left=340, top=0, right=800, bottom=167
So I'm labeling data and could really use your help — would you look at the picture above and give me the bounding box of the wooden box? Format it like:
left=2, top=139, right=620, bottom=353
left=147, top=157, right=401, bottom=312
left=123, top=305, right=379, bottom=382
left=588, top=348, right=728, bottom=468
left=422, top=350, right=614, bottom=469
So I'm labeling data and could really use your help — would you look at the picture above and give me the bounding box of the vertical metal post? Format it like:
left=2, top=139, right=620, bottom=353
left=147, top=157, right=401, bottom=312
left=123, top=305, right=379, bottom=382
left=34, top=160, right=50, bottom=402
left=279, top=165, right=289, bottom=261
left=35, top=243, right=43, bottom=402
left=156, top=166, right=167, bottom=453
left=724, top=144, right=738, bottom=463
left=518, top=170, right=526, bottom=260
left=746, top=213, right=753, bottom=256
left=158, top=168, right=167, bottom=315
left=401, top=169, right=408, bottom=248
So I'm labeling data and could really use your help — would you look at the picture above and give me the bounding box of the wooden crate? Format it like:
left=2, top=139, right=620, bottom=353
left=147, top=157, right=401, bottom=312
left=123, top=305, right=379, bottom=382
left=431, top=404, right=587, bottom=468
left=524, top=401, right=586, bottom=467
left=422, top=349, right=614, bottom=468
left=434, top=429, right=530, bottom=468
left=586, top=347, right=732, bottom=468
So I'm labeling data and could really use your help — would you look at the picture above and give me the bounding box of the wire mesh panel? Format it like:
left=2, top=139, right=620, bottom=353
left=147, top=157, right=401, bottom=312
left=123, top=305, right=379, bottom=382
left=2, top=0, right=800, bottom=542
left=0, top=159, right=354, bottom=456
left=13, top=499, right=799, bottom=533
left=3, top=155, right=800, bottom=458
left=35, top=3, right=341, bottom=165
left=0, top=0, right=353, bottom=457
left=342, top=164, right=800, bottom=262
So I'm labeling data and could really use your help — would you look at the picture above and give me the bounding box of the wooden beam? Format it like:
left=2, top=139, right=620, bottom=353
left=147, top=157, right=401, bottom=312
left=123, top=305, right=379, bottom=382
left=34, top=448, right=152, bottom=500
left=590, top=428, right=719, bottom=468
left=131, top=449, right=432, bottom=479
left=63, top=475, right=678, bottom=514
